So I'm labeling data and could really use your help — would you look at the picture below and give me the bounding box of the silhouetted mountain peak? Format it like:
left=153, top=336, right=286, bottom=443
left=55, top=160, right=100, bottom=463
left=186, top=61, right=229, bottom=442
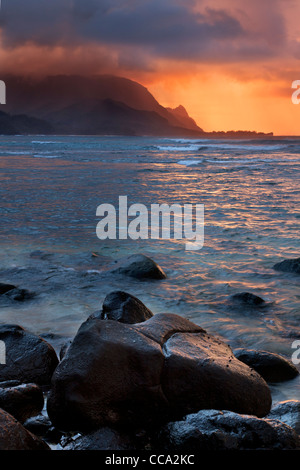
left=0, top=74, right=204, bottom=136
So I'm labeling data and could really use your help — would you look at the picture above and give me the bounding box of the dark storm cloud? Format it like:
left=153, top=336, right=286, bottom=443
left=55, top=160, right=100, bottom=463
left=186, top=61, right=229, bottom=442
left=0, top=0, right=288, bottom=62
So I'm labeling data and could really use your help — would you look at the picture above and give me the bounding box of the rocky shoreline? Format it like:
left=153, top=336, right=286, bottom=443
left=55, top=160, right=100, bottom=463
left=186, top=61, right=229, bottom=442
left=0, top=254, right=299, bottom=451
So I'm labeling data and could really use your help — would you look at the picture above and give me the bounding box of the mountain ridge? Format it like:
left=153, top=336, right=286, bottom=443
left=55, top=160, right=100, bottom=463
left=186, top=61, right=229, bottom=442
left=0, top=74, right=273, bottom=137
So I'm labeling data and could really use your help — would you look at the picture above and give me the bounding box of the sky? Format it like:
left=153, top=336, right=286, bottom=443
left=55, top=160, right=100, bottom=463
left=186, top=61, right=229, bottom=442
left=1, top=0, right=300, bottom=135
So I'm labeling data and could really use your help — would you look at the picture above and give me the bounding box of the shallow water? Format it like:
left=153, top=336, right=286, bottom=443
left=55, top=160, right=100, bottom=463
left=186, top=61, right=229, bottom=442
left=0, top=135, right=299, bottom=402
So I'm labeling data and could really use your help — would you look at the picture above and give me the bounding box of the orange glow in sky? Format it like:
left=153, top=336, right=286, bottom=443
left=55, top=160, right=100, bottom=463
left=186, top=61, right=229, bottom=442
left=1, top=0, right=300, bottom=135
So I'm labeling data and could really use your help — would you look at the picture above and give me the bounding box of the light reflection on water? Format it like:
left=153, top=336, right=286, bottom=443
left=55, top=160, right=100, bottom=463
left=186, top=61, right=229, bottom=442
left=0, top=135, right=299, bottom=401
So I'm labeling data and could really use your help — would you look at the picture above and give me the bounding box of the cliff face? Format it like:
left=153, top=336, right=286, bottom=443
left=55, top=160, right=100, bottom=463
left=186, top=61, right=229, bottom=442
left=0, top=75, right=204, bottom=136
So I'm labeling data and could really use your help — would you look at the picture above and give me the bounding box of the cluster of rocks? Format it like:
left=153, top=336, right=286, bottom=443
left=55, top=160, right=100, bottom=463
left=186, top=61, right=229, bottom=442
left=0, top=254, right=299, bottom=451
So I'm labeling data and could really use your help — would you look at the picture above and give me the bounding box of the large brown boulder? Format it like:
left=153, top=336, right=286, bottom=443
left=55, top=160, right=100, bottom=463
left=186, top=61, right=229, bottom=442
left=47, top=313, right=271, bottom=431
left=0, top=408, right=50, bottom=450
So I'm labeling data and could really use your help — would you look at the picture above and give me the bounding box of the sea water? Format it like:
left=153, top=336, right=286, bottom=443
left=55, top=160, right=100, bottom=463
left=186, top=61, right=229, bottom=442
left=0, top=135, right=299, bottom=402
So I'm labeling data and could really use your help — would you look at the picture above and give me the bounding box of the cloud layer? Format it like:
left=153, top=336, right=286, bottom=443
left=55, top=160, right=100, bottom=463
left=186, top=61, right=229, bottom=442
left=0, top=0, right=293, bottom=68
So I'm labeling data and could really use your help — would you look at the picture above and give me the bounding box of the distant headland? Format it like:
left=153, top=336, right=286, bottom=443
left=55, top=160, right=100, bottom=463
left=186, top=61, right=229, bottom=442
left=0, top=75, right=273, bottom=138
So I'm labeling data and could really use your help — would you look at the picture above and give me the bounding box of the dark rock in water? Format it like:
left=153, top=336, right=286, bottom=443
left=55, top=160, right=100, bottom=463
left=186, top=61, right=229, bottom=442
left=230, top=292, right=265, bottom=306
left=0, top=283, right=16, bottom=295
left=234, top=348, right=299, bottom=382
left=2, top=287, right=36, bottom=301
left=100, top=291, right=154, bottom=324
left=47, top=313, right=271, bottom=431
left=110, top=254, right=166, bottom=280
left=0, top=408, right=50, bottom=450
left=0, top=383, right=44, bottom=423
left=63, top=427, right=136, bottom=450
left=157, top=409, right=300, bottom=451
left=24, top=414, right=53, bottom=436
left=268, top=400, right=300, bottom=435
left=273, top=257, right=300, bottom=274
left=0, top=324, right=59, bottom=385
left=24, top=414, right=62, bottom=443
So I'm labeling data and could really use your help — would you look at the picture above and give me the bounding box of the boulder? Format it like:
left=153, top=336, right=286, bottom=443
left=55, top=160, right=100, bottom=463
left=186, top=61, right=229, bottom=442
left=234, top=348, right=299, bottom=382
left=273, top=258, right=300, bottom=274
left=99, top=291, right=154, bottom=323
left=157, top=409, right=300, bottom=451
left=0, top=383, right=44, bottom=423
left=0, top=324, right=59, bottom=385
left=268, top=400, right=300, bottom=434
left=47, top=313, right=271, bottom=431
left=110, top=254, right=166, bottom=280
left=0, top=408, right=50, bottom=450
left=48, top=318, right=166, bottom=431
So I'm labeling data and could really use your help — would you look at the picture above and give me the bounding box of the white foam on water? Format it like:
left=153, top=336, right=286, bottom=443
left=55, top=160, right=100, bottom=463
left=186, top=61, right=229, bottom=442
left=156, top=145, right=200, bottom=152
left=31, top=141, right=62, bottom=144
left=177, top=159, right=202, bottom=166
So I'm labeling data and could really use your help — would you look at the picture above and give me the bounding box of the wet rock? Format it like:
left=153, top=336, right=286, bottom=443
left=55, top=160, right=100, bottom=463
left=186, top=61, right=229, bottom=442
left=24, top=414, right=63, bottom=443
left=2, top=287, right=36, bottom=301
left=110, top=254, right=166, bottom=280
left=157, top=409, right=300, bottom=451
left=0, top=324, right=59, bottom=385
left=99, top=291, right=154, bottom=324
left=0, top=408, right=50, bottom=450
left=0, top=383, right=44, bottom=423
left=63, top=427, right=136, bottom=450
left=273, top=257, right=300, bottom=274
left=234, top=348, right=299, bottom=382
left=0, top=283, right=16, bottom=295
left=48, top=318, right=166, bottom=431
left=268, top=400, right=300, bottom=434
left=230, top=292, right=265, bottom=306
left=24, top=414, right=53, bottom=436
left=47, top=313, right=271, bottom=432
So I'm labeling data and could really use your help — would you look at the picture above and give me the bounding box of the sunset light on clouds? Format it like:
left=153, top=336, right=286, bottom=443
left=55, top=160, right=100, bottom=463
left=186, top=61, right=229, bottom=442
left=1, top=0, right=300, bottom=134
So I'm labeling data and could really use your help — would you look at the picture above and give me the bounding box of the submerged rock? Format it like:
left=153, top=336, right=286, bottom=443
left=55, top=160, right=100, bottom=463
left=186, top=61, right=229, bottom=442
left=47, top=313, right=271, bottom=431
left=230, top=292, right=266, bottom=306
left=157, top=409, right=300, bottom=451
left=0, top=324, right=59, bottom=385
left=110, top=254, right=167, bottom=280
left=268, top=400, right=300, bottom=434
left=99, top=291, right=154, bottom=324
left=234, top=348, right=299, bottom=382
left=273, top=257, right=300, bottom=274
left=0, top=408, right=50, bottom=450
left=0, top=283, right=16, bottom=295
left=0, top=383, right=44, bottom=423
left=3, top=287, right=36, bottom=301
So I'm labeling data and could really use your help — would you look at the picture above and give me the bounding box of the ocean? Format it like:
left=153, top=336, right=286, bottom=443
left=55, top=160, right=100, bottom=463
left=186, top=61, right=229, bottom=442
left=0, top=134, right=299, bottom=403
